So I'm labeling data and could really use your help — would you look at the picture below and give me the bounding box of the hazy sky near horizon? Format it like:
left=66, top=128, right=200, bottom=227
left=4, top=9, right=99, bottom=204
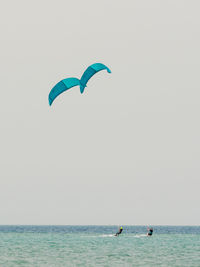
left=0, top=0, right=200, bottom=225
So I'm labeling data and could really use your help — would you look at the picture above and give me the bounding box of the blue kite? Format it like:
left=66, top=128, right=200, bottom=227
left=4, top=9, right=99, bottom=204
left=48, top=63, right=111, bottom=105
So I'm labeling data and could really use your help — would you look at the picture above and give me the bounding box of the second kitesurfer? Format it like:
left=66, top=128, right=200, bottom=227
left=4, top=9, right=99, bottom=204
left=147, top=227, right=153, bottom=236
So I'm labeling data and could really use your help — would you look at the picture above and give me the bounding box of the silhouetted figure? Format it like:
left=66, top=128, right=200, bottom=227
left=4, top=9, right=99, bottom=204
left=147, top=227, right=153, bottom=236
left=115, top=226, right=123, bottom=236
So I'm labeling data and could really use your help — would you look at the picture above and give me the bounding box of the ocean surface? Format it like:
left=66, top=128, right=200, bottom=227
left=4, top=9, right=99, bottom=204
left=0, top=225, right=199, bottom=266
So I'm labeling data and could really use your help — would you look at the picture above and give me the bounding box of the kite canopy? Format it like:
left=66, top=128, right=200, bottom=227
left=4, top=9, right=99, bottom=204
left=48, top=63, right=111, bottom=105
left=48, top=78, right=81, bottom=105
left=49, top=78, right=80, bottom=106
left=80, top=63, right=111, bottom=93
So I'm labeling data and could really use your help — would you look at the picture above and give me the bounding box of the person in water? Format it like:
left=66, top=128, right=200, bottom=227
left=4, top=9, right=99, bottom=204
left=147, top=227, right=153, bottom=236
left=115, top=226, right=123, bottom=236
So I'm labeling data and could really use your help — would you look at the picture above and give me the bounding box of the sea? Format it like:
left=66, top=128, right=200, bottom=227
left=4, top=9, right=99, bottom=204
left=0, top=225, right=199, bottom=266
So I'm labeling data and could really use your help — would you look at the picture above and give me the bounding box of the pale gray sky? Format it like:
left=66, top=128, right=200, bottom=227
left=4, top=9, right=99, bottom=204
left=0, top=0, right=200, bottom=225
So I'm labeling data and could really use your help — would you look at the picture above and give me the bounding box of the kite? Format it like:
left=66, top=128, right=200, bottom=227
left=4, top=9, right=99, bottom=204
left=48, top=63, right=111, bottom=105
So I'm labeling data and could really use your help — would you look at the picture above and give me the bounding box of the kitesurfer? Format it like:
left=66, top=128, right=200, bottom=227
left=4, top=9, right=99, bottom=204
left=115, top=226, right=123, bottom=236
left=147, top=227, right=153, bottom=236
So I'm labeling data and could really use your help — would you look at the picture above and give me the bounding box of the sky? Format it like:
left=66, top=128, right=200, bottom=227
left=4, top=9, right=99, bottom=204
left=0, top=0, right=200, bottom=225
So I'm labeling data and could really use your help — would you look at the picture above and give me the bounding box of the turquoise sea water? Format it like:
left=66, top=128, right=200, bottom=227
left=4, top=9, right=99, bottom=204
left=0, top=226, right=199, bottom=266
